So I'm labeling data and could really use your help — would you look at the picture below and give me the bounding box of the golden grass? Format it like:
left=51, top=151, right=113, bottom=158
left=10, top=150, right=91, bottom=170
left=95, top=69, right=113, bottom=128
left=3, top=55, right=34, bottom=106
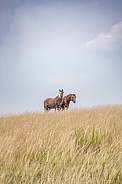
left=0, top=105, right=122, bottom=184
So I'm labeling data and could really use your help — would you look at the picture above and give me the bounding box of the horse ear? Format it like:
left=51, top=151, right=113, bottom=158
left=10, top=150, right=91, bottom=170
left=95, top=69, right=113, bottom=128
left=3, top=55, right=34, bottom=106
left=59, top=89, right=64, bottom=93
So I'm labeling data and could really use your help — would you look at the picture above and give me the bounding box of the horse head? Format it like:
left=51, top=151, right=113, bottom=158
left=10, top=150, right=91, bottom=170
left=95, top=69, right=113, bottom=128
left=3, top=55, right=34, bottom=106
left=69, top=94, right=76, bottom=103
left=59, top=89, right=64, bottom=98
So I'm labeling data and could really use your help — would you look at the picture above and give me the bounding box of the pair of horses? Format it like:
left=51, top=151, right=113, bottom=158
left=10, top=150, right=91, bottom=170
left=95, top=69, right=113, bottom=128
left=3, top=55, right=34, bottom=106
left=44, top=89, right=76, bottom=112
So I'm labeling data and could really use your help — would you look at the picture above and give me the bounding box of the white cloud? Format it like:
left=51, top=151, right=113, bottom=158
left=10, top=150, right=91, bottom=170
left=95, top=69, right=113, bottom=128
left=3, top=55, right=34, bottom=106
left=85, top=21, right=122, bottom=49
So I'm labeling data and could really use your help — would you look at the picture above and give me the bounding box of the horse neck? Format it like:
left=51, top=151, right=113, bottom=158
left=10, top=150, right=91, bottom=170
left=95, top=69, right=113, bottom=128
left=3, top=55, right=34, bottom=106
left=66, top=94, right=71, bottom=102
left=56, top=95, right=62, bottom=100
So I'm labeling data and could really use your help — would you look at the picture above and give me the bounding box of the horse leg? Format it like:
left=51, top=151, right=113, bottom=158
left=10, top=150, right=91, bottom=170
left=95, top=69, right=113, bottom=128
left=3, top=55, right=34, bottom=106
left=54, top=107, right=57, bottom=112
left=56, top=104, right=60, bottom=112
left=60, top=104, right=65, bottom=111
left=44, top=108, right=49, bottom=112
left=65, top=105, right=69, bottom=111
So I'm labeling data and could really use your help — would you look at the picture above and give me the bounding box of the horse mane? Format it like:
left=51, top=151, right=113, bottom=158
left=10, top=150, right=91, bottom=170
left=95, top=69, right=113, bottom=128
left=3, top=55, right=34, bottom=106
left=72, top=94, right=76, bottom=97
left=65, top=94, right=71, bottom=101
left=66, top=93, right=76, bottom=97
left=65, top=94, right=76, bottom=101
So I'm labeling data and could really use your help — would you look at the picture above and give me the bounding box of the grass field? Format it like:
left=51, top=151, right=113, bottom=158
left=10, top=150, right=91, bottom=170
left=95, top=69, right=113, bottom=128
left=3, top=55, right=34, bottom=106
left=0, top=105, right=122, bottom=184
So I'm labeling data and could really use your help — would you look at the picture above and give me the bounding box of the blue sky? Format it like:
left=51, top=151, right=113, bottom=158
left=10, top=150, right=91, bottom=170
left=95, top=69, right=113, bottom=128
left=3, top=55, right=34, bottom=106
left=0, top=0, right=122, bottom=114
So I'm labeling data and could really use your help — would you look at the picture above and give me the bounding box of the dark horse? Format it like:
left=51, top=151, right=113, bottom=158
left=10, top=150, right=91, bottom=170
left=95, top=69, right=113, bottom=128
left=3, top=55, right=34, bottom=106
left=61, top=94, right=76, bottom=110
left=44, top=89, right=64, bottom=112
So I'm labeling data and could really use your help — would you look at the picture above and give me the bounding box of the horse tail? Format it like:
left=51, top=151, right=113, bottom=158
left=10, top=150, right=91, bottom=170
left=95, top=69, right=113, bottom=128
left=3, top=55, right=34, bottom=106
left=44, top=99, right=49, bottom=111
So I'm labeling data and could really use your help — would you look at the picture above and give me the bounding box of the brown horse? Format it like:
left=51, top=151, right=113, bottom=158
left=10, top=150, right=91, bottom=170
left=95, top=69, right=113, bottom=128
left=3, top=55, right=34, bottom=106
left=44, top=89, right=64, bottom=112
left=61, top=94, right=76, bottom=110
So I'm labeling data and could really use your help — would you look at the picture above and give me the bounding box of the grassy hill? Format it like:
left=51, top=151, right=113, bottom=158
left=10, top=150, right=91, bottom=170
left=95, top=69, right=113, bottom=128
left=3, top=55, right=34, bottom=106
left=0, top=105, right=122, bottom=184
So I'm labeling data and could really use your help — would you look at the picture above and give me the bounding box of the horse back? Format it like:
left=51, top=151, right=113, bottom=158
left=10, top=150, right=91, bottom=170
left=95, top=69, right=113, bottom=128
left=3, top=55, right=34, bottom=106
left=44, top=97, right=56, bottom=108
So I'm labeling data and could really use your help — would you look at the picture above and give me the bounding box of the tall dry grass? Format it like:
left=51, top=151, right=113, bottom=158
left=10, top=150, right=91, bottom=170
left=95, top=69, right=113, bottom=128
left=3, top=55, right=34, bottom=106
left=0, top=105, right=122, bottom=184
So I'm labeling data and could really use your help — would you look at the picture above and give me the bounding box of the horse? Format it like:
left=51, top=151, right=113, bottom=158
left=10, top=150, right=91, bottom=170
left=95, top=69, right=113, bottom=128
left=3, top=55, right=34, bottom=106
left=44, top=89, right=64, bottom=112
left=61, top=94, right=76, bottom=110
